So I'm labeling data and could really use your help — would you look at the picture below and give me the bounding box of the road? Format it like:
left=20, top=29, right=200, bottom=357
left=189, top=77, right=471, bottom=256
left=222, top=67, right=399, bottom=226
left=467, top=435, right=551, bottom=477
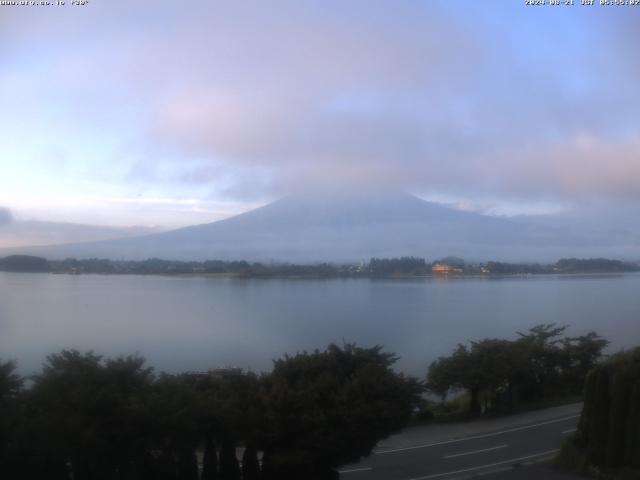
left=339, top=408, right=580, bottom=480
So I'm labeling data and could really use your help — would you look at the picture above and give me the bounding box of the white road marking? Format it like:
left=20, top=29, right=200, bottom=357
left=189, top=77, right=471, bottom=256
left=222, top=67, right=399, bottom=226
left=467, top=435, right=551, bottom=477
left=407, top=449, right=559, bottom=480
left=443, top=444, right=508, bottom=459
left=375, top=415, right=580, bottom=454
left=562, top=428, right=577, bottom=434
left=339, top=466, right=373, bottom=474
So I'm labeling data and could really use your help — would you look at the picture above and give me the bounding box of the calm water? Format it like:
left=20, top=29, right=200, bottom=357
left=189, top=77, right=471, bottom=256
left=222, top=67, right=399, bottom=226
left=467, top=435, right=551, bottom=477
left=1, top=272, right=639, bottom=376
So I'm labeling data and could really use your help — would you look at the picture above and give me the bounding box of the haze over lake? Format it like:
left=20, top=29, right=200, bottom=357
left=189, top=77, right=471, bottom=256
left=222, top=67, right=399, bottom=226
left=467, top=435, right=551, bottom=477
left=2, top=272, right=638, bottom=377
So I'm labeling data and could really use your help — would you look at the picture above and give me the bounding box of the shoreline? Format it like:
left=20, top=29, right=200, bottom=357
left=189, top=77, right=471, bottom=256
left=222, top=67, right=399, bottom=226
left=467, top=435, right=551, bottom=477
left=2, top=270, right=637, bottom=280
left=2, top=254, right=638, bottom=278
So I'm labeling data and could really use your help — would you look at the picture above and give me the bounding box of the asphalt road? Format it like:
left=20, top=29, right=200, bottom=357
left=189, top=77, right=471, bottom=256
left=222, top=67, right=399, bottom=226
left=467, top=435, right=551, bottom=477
left=338, top=414, right=580, bottom=480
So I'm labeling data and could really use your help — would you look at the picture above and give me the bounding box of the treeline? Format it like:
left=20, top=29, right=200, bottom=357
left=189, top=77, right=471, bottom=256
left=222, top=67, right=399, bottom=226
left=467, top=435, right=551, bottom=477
left=426, top=324, right=608, bottom=414
left=0, top=255, right=51, bottom=273
left=559, top=347, right=640, bottom=476
left=368, top=256, right=429, bottom=275
left=1, top=255, right=638, bottom=276
left=0, top=344, right=422, bottom=480
left=50, top=258, right=343, bottom=276
left=0, top=256, right=364, bottom=276
left=554, top=258, right=639, bottom=273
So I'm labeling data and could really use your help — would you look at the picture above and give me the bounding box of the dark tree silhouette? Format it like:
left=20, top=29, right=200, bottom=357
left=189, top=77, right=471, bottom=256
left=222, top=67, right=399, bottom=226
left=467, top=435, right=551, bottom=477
left=241, top=444, right=261, bottom=480
left=219, top=431, right=241, bottom=480
left=201, top=437, right=219, bottom=480
left=1, top=343, right=423, bottom=480
left=260, top=343, right=423, bottom=478
left=426, top=325, right=609, bottom=414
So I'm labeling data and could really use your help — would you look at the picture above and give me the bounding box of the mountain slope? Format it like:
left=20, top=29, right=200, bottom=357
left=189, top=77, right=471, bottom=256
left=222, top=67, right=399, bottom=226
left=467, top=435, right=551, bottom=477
left=0, top=220, right=164, bottom=249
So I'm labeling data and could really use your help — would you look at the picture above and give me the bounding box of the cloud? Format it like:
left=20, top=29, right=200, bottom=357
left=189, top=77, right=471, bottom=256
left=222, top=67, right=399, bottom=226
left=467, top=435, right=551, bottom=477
left=3, top=0, right=640, bottom=211
left=0, top=207, right=13, bottom=226
left=134, top=3, right=640, bottom=203
left=496, top=134, right=640, bottom=201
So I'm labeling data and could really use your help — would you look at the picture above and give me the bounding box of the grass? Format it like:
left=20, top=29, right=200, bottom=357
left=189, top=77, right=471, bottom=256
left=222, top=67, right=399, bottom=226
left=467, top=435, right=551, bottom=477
left=555, top=434, right=590, bottom=474
left=411, top=393, right=583, bottom=426
left=555, top=434, right=640, bottom=480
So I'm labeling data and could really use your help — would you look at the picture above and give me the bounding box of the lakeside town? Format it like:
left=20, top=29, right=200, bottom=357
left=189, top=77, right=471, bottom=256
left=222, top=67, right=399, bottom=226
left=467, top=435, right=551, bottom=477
left=0, top=254, right=638, bottom=277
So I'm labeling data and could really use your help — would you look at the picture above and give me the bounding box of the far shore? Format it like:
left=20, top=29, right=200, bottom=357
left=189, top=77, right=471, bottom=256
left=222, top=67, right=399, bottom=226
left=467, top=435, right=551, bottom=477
left=1, top=254, right=639, bottom=278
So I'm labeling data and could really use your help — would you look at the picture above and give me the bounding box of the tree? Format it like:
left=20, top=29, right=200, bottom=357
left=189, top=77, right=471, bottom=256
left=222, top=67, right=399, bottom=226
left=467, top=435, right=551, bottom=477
left=0, top=361, right=24, bottom=477
left=201, top=437, right=219, bottom=480
left=517, top=324, right=567, bottom=386
left=468, top=339, right=525, bottom=411
left=427, top=325, right=609, bottom=415
left=0, top=344, right=427, bottom=478
left=147, top=373, right=203, bottom=479
left=0, top=255, right=50, bottom=272
left=28, top=350, right=155, bottom=480
left=177, top=448, right=199, bottom=480
left=426, top=340, right=524, bottom=414
left=560, top=332, right=609, bottom=390
left=573, top=348, right=640, bottom=469
left=241, top=444, right=261, bottom=480
left=368, top=257, right=429, bottom=276
left=427, top=344, right=482, bottom=414
left=0, top=360, right=22, bottom=400
left=219, top=431, right=241, bottom=480
left=260, top=344, right=423, bottom=478
left=426, top=356, right=456, bottom=402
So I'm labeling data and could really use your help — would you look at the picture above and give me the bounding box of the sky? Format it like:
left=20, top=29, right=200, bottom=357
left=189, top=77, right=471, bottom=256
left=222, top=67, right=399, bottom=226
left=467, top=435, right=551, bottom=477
left=1, top=1, right=639, bottom=241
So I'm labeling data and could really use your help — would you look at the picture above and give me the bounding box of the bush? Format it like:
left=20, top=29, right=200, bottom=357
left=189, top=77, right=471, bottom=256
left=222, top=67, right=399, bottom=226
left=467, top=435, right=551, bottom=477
left=563, top=347, right=640, bottom=477
left=556, top=434, right=589, bottom=473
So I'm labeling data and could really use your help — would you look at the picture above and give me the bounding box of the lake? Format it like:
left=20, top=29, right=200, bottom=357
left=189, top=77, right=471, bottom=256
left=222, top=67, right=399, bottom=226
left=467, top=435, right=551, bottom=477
left=1, top=272, right=639, bottom=376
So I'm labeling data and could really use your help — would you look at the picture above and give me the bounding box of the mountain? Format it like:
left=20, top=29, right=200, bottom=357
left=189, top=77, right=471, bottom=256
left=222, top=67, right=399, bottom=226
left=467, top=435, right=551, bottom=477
left=3, top=192, right=640, bottom=262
